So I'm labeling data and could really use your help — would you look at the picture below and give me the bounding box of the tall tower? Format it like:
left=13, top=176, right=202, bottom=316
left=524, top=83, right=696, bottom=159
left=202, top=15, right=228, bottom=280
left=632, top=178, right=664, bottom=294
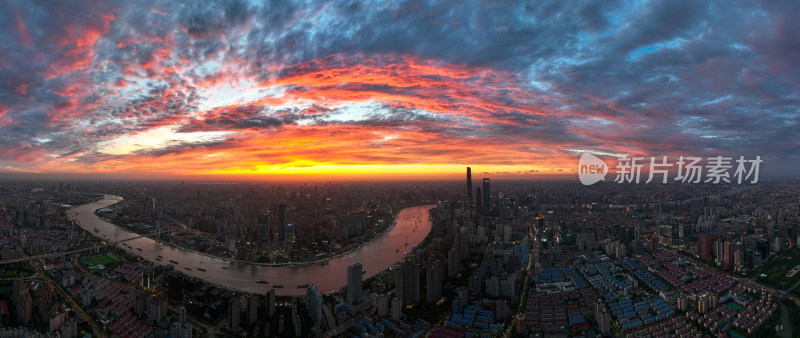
left=347, top=263, right=363, bottom=303
left=466, top=167, right=473, bottom=208
left=278, top=204, right=287, bottom=242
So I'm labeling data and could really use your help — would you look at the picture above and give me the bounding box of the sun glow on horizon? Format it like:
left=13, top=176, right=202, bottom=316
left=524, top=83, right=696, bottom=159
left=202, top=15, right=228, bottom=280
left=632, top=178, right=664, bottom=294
left=205, top=163, right=560, bottom=177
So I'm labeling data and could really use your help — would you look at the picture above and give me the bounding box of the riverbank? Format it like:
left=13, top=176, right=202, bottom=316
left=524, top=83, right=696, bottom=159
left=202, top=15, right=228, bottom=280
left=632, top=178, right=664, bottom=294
left=93, top=195, right=404, bottom=267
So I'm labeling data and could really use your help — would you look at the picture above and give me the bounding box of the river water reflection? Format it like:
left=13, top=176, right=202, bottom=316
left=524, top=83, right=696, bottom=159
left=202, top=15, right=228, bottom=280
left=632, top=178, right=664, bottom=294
left=68, top=195, right=434, bottom=296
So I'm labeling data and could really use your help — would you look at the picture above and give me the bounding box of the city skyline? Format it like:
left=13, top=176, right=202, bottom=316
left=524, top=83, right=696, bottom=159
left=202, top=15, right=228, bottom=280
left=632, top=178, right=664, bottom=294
left=1, top=1, right=799, bottom=179
left=2, top=171, right=800, bottom=336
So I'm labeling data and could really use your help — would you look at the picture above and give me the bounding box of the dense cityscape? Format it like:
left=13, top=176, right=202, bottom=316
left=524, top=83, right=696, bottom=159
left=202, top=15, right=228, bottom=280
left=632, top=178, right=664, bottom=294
left=1, top=172, right=799, bottom=337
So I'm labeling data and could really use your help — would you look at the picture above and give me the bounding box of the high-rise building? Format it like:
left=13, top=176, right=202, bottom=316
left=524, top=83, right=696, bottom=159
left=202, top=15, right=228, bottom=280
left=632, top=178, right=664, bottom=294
left=426, top=260, right=443, bottom=303
left=17, top=292, right=32, bottom=325
left=278, top=204, right=287, bottom=242
left=599, top=308, right=611, bottom=334
left=452, top=297, right=464, bottom=313
left=594, top=300, right=603, bottom=321
left=392, top=263, right=405, bottom=305
left=715, top=240, right=725, bottom=265
left=170, top=321, right=193, bottom=338
left=447, top=248, right=459, bottom=278
left=392, top=255, right=420, bottom=307
left=407, top=256, right=421, bottom=305
left=347, top=263, right=363, bottom=303
left=148, top=294, right=167, bottom=322
left=698, top=295, right=710, bottom=313
left=466, top=167, right=473, bottom=207
left=61, top=319, right=78, bottom=338
left=134, top=293, right=147, bottom=315
left=391, top=297, right=402, bottom=321
left=651, top=232, right=659, bottom=252
left=482, top=178, right=490, bottom=215
left=293, top=307, right=302, bottom=336
left=699, top=235, right=715, bottom=261
left=503, top=224, right=512, bottom=243
left=259, top=211, right=271, bottom=242
left=677, top=295, right=689, bottom=311
left=228, top=297, right=240, bottom=330
left=459, top=231, right=469, bottom=258
left=515, top=313, right=526, bottom=335
left=486, top=276, right=500, bottom=296
left=723, top=241, right=732, bottom=269
left=266, top=288, right=276, bottom=318
left=376, top=294, right=388, bottom=317
left=475, top=188, right=482, bottom=215
left=169, top=322, right=181, bottom=338
left=178, top=305, right=186, bottom=324
left=735, top=241, right=744, bottom=269
left=306, top=284, right=323, bottom=323
left=593, top=300, right=611, bottom=334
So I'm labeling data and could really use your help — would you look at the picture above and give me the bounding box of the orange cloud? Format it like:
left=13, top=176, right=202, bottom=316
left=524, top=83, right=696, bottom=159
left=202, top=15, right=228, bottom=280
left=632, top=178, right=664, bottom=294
left=21, top=53, right=586, bottom=178
left=256, top=55, right=550, bottom=125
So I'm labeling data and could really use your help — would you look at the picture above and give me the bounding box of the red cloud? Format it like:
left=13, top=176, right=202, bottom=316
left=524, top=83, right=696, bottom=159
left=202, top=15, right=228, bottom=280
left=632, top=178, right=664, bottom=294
left=13, top=10, right=33, bottom=47
left=250, top=55, right=552, bottom=126
left=45, top=11, right=115, bottom=81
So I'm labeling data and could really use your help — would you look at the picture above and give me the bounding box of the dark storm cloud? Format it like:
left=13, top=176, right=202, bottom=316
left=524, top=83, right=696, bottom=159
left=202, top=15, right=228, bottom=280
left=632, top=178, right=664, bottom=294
left=177, top=105, right=285, bottom=132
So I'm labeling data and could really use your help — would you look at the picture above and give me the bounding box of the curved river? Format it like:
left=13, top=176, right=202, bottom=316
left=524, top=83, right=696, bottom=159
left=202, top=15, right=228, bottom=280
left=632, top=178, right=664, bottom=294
left=67, top=195, right=434, bottom=296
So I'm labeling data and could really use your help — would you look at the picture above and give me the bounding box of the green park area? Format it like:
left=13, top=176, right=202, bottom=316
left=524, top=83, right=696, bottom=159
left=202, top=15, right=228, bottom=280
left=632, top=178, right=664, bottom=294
left=752, top=248, right=800, bottom=291
left=82, top=253, right=118, bottom=268
left=726, top=303, right=743, bottom=311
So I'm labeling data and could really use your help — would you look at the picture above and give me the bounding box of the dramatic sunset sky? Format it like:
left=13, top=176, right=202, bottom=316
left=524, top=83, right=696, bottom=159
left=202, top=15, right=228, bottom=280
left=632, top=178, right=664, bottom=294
left=1, top=0, right=798, bottom=179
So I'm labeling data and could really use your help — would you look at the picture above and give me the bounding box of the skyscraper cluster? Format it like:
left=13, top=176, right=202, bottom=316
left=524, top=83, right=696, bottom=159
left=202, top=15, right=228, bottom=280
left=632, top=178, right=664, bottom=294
left=465, top=168, right=492, bottom=216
